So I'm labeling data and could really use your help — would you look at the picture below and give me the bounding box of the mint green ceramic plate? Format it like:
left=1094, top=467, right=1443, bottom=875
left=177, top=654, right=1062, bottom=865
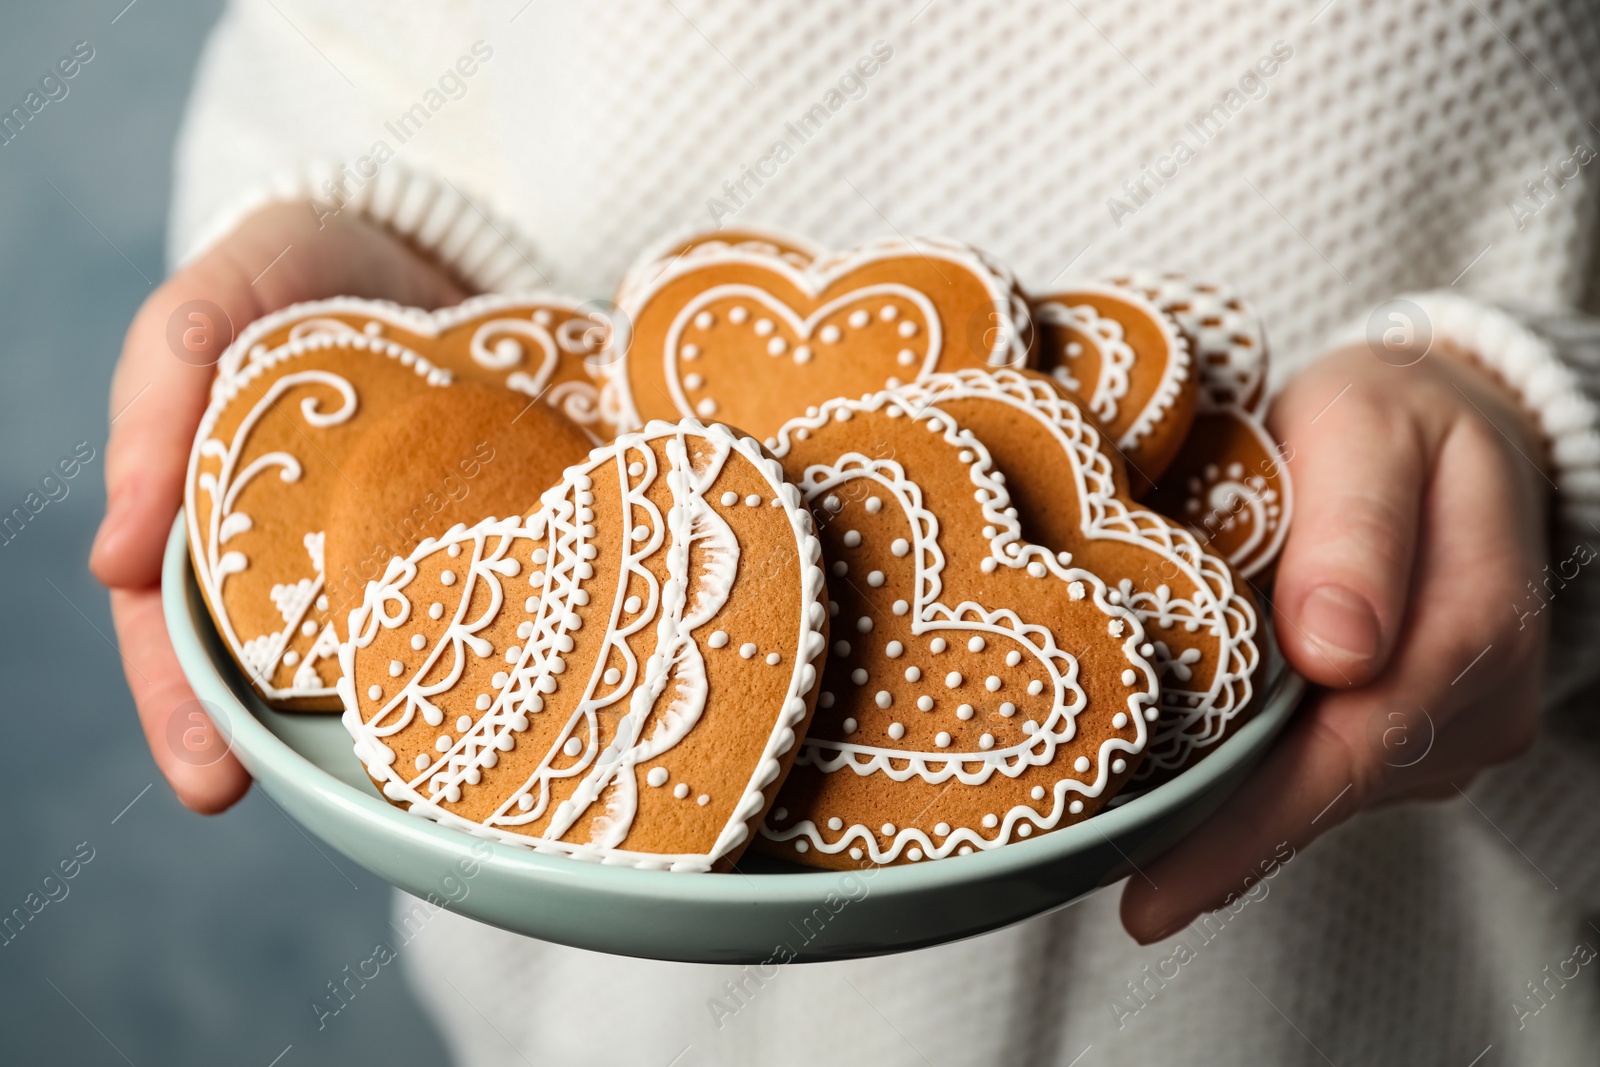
left=163, top=515, right=1304, bottom=964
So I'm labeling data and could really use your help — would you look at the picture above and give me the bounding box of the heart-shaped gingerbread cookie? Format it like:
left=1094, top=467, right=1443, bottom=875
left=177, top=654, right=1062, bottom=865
left=339, top=420, right=827, bottom=871
left=615, top=225, right=823, bottom=307
left=756, top=392, right=1159, bottom=867
left=602, top=236, right=1033, bottom=440
left=1033, top=283, right=1197, bottom=490
left=218, top=294, right=616, bottom=440
left=893, top=369, right=1260, bottom=781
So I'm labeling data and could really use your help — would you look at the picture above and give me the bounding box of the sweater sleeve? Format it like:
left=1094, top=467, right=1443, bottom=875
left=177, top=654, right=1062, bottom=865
left=166, top=0, right=539, bottom=293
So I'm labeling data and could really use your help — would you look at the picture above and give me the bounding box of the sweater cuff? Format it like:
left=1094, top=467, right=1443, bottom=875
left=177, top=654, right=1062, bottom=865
left=173, top=159, right=547, bottom=295
left=1333, top=291, right=1600, bottom=531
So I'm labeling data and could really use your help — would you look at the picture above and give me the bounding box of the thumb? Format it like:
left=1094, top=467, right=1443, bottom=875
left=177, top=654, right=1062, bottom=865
left=1267, top=354, right=1432, bottom=687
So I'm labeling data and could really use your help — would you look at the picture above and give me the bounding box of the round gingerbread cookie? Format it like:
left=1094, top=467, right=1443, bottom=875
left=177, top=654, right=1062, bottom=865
left=602, top=235, right=1034, bottom=440
left=187, top=329, right=455, bottom=710
left=894, top=369, right=1261, bottom=782
left=217, top=294, right=616, bottom=440
left=339, top=420, right=828, bottom=872
left=1145, top=409, right=1292, bottom=582
left=614, top=224, right=823, bottom=307
left=1107, top=270, right=1270, bottom=413
left=1032, top=283, right=1198, bottom=492
left=755, top=392, right=1159, bottom=868
left=319, top=383, right=593, bottom=626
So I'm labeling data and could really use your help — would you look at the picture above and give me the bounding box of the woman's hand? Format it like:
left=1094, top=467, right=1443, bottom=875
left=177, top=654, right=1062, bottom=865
left=90, top=202, right=466, bottom=814
left=1121, top=339, right=1550, bottom=942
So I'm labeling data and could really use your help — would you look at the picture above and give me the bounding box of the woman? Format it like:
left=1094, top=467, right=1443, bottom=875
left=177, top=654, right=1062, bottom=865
left=94, top=1, right=1600, bottom=1062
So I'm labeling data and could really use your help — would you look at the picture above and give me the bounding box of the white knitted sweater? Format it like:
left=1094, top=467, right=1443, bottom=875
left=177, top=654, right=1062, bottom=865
left=172, top=2, right=1600, bottom=1063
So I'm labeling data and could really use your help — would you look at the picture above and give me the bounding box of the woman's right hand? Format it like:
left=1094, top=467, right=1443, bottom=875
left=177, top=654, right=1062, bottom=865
left=90, top=202, right=467, bottom=813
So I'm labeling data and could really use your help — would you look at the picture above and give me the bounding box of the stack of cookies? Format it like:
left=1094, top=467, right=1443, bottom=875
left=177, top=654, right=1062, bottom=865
left=184, top=227, right=1292, bottom=873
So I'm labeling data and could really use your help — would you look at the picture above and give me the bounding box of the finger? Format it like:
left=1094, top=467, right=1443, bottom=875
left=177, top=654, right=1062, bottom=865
left=1268, top=356, right=1436, bottom=687
left=112, top=587, right=251, bottom=814
left=90, top=206, right=467, bottom=590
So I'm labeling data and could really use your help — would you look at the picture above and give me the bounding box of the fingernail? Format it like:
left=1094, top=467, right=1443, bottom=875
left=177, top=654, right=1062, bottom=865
left=1300, top=584, right=1381, bottom=662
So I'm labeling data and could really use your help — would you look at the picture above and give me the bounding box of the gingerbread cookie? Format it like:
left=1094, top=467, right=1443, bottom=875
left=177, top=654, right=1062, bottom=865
left=1112, top=273, right=1293, bottom=579
left=339, top=420, right=827, bottom=871
left=1145, top=410, right=1292, bottom=581
left=217, top=294, right=616, bottom=440
left=319, top=383, right=593, bottom=625
left=615, top=225, right=822, bottom=307
left=755, top=391, right=1159, bottom=868
left=1032, top=283, right=1197, bottom=491
left=601, top=236, right=1034, bottom=440
left=188, top=328, right=454, bottom=709
left=894, top=369, right=1260, bottom=782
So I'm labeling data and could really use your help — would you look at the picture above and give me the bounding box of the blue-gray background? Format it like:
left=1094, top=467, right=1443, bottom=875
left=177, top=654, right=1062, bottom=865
left=0, top=3, right=450, bottom=1062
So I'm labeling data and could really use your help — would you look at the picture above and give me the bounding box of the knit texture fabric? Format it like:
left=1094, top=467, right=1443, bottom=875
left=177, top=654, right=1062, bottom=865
left=170, top=1, right=1600, bottom=1062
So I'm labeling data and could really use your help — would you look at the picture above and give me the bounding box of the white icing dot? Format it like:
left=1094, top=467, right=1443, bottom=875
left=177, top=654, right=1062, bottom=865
left=301, top=620, right=317, bottom=638
left=1068, top=581, right=1086, bottom=601
left=563, top=736, right=583, bottom=757
left=986, top=676, right=1002, bottom=692
left=829, top=817, right=844, bottom=831
left=834, top=640, right=852, bottom=657
left=959, top=450, right=974, bottom=463
left=1112, top=759, right=1127, bottom=774
left=832, top=560, right=849, bottom=577
left=867, top=570, right=885, bottom=587
left=1027, top=680, right=1044, bottom=695
left=881, top=823, right=897, bottom=836
left=315, top=595, right=329, bottom=612
left=694, top=311, right=714, bottom=329
left=1006, top=650, right=1022, bottom=667
left=1069, top=800, right=1084, bottom=815
left=957, top=703, right=975, bottom=720
left=447, top=543, right=462, bottom=559
left=631, top=526, right=649, bottom=542
left=820, top=324, right=842, bottom=343
left=898, top=320, right=918, bottom=337
left=849, top=847, right=864, bottom=860
left=721, top=491, right=739, bottom=506
left=968, top=636, right=986, bottom=653
left=647, top=767, right=669, bottom=787
left=879, top=304, right=899, bottom=321
left=982, top=814, right=998, bottom=829
left=930, top=638, right=947, bottom=654
left=1028, top=562, right=1047, bottom=578
left=875, top=690, right=892, bottom=708
left=935, top=730, right=953, bottom=749
left=851, top=668, right=869, bottom=685
left=766, top=652, right=781, bottom=665
left=842, top=530, right=862, bottom=548
left=604, top=668, right=621, bottom=685
left=905, top=666, right=922, bottom=682
left=885, top=640, right=903, bottom=658
left=367, top=685, right=383, bottom=701
left=628, top=461, right=645, bottom=477
left=945, top=672, right=963, bottom=688
left=388, top=660, right=404, bottom=677
left=848, top=309, right=870, bottom=328
left=1031, top=786, right=1046, bottom=800
left=979, top=733, right=995, bottom=750
left=917, top=695, right=934, bottom=711
left=897, top=348, right=916, bottom=366
left=856, top=617, right=873, bottom=634
left=728, top=306, right=748, bottom=323
left=794, top=344, right=812, bottom=364
left=476, top=694, right=492, bottom=711
left=440, top=570, right=456, bottom=586
left=698, top=794, right=711, bottom=806
left=626, top=596, right=643, bottom=613
left=754, top=317, right=774, bottom=336
left=842, top=717, right=857, bottom=734
left=1140, top=643, right=1155, bottom=657
left=674, top=783, right=691, bottom=799
left=766, top=336, right=787, bottom=356
left=414, top=754, right=429, bottom=771
left=696, top=399, right=717, bottom=417
left=1112, top=712, right=1129, bottom=729
left=740, top=643, right=758, bottom=659
left=820, top=691, right=835, bottom=708
left=708, top=629, right=727, bottom=647
left=456, top=715, right=472, bottom=733
left=893, top=600, right=909, bottom=615
left=1000, top=702, right=1017, bottom=717
left=887, top=722, right=905, bottom=740
left=435, top=735, right=452, bottom=753
left=517, top=794, right=534, bottom=811
left=1074, top=756, right=1091, bottom=773
left=1018, top=824, right=1032, bottom=838
left=891, top=538, right=910, bottom=557
left=745, top=494, right=761, bottom=507
left=281, top=651, right=299, bottom=666
left=1121, top=669, right=1139, bottom=686
left=684, top=372, right=704, bottom=389
left=865, top=497, right=882, bottom=513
